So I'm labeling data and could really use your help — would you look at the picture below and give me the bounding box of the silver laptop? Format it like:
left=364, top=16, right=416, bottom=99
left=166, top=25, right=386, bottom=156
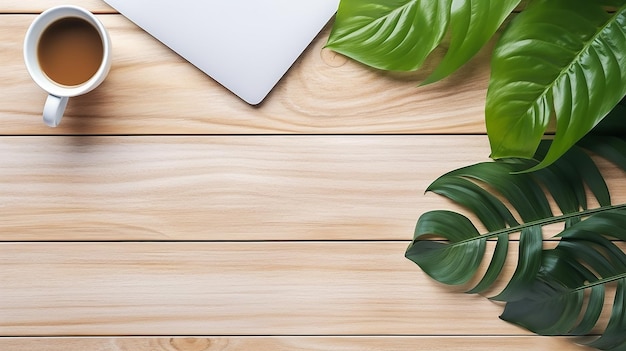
left=103, top=0, right=339, bottom=105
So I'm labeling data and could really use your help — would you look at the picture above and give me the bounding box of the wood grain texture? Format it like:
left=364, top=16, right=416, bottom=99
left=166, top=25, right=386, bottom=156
left=1, top=241, right=620, bottom=340
left=0, top=15, right=490, bottom=135
left=0, top=242, right=551, bottom=336
left=3, top=135, right=626, bottom=241
left=0, top=135, right=493, bottom=241
left=1, top=1, right=115, bottom=13
left=0, top=336, right=594, bottom=351
left=0, top=242, right=502, bottom=336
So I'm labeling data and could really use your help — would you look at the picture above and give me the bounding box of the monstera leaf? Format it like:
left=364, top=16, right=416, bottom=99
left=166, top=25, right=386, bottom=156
left=486, top=0, right=626, bottom=170
left=325, top=0, right=519, bottom=82
left=405, top=134, right=626, bottom=349
left=501, top=222, right=626, bottom=350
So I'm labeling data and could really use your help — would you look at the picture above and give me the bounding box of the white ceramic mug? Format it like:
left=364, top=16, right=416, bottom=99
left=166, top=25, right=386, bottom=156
left=24, top=5, right=111, bottom=127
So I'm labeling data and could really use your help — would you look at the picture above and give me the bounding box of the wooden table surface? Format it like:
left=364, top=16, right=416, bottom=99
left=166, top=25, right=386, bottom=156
left=0, top=1, right=605, bottom=350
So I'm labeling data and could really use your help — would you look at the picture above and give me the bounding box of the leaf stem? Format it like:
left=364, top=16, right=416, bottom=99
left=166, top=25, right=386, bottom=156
left=454, top=203, right=626, bottom=245
left=576, top=273, right=626, bottom=292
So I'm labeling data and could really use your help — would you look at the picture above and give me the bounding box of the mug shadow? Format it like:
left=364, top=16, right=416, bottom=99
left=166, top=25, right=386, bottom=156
left=61, top=79, right=112, bottom=138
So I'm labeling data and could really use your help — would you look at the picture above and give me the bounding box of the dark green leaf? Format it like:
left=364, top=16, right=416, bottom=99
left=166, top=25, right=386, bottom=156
left=588, top=279, right=626, bottom=350
left=427, top=173, right=518, bottom=230
left=590, top=98, right=626, bottom=136
left=533, top=140, right=611, bottom=210
left=406, top=210, right=484, bottom=285
left=407, top=135, right=626, bottom=348
left=466, top=233, right=509, bottom=294
left=408, top=136, right=626, bottom=291
left=490, top=225, right=543, bottom=301
left=579, top=134, right=626, bottom=173
left=435, top=161, right=553, bottom=222
left=501, top=223, right=626, bottom=349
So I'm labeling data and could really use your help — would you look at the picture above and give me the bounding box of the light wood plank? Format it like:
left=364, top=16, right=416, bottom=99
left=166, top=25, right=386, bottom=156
left=2, top=242, right=619, bottom=338
left=0, top=242, right=534, bottom=336
left=0, top=336, right=595, bottom=351
left=0, top=135, right=493, bottom=241
left=0, top=15, right=490, bottom=135
left=1, top=1, right=115, bottom=13
left=3, top=135, right=626, bottom=241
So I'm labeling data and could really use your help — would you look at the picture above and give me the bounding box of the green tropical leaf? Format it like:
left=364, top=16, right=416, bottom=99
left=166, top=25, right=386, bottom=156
left=422, top=0, right=521, bottom=84
left=406, top=210, right=484, bottom=285
left=326, top=0, right=452, bottom=71
left=325, top=0, right=516, bottom=82
left=486, top=0, right=626, bottom=170
left=500, top=219, right=626, bottom=350
left=406, top=140, right=624, bottom=299
left=407, top=134, right=626, bottom=348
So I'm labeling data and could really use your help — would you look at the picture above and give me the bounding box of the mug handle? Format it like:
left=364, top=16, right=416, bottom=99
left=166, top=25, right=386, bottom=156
left=43, top=94, right=69, bottom=127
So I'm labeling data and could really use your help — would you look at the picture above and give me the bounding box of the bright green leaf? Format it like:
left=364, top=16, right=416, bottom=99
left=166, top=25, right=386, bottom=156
left=326, top=0, right=452, bottom=71
left=422, top=0, right=521, bottom=84
left=326, top=0, right=518, bottom=82
left=486, top=0, right=626, bottom=170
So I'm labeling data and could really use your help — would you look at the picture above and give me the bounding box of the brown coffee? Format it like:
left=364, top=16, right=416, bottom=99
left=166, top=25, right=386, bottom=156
left=37, top=17, right=103, bottom=86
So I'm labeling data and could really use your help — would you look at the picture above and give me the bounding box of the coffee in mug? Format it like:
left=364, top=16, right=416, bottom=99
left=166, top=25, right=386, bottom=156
left=38, top=17, right=104, bottom=86
left=24, top=5, right=111, bottom=127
